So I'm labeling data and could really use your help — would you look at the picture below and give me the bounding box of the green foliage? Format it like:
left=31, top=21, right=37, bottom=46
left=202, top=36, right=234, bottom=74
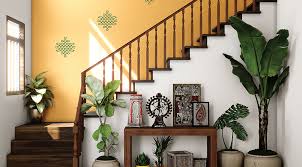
left=214, top=104, right=249, bottom=150
left=80, top=75, right=126, bottom=157
left=225, top=16, right=289, bottom=150
left=153, top=136, right=173, bottom=167
left=135, top=153, right=151, bottom=166
left=24, top=72, right=54, bottom=113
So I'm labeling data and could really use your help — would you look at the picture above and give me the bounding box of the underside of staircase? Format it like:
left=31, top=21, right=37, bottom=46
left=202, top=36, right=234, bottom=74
left=7, top=123, right=74, bottom=167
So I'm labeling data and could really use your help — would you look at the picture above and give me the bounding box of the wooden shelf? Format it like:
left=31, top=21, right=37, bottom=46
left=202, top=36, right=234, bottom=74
left=124, top=126, right=217, bottom=167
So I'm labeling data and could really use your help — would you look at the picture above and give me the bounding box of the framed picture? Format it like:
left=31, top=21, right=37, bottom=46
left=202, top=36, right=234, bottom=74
left=192, top=102, right=209, bottom=127
left=173, top=84, right=201, bottom=126
left=193, top=158, right=207, bottom=167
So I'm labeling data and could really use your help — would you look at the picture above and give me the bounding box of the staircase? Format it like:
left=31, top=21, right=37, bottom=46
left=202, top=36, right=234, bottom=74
left=3, top=0, right=277, bottom=166
left=7, top=123, right=74, bottom=167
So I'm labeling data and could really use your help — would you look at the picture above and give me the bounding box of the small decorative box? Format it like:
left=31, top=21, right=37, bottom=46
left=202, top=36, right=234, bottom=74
left=167, top=151, right=193, bottom=167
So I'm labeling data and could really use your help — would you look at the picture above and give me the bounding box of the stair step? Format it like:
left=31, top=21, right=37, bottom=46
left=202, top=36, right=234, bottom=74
left=132, top=80, right=155, bottom=83
left=11, top=140, right=73, bottom=154
left=149, top=68, right=172, bottom=72
left=7, top=154, right=73, bottom=167
left=15, top=123, right=74, bottom=140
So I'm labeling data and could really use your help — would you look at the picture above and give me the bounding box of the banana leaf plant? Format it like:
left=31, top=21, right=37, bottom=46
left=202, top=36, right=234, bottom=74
left=25, top=72, right=54, bottom=114
left=214, top=104, right=249, bottom=150
left=223, top=16, right=289, bottom=154
left=80, top=75, right=126, bottom=159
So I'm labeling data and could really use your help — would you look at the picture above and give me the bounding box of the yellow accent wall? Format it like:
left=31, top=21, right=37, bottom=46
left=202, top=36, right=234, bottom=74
left=32, top=0, right=194, bottom=122
left=32, top=0, right=252, bottom=122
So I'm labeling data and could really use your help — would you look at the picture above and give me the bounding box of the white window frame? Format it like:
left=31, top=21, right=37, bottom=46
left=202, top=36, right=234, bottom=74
left=6, top=16, right=25, bottom=96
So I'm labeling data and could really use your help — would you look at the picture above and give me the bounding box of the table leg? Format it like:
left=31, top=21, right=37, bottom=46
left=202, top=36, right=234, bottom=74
left=124, top=134, right=132, bottom=167
left=208, top=134, right=217, bottom=167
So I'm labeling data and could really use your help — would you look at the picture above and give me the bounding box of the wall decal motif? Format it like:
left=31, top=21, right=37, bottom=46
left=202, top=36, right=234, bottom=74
left=145, top=0, right=154, bottom=4
left=55, top=37, right=76, bottom=58
left=97, top=10, right=118, bottom=31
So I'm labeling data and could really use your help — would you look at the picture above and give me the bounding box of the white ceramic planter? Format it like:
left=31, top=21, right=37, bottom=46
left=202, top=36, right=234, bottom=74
left=244, top=153, right=282, bottom=167
left=92, top=159, right=120, bottom=167
left=218, top=150, right=244, bottom=167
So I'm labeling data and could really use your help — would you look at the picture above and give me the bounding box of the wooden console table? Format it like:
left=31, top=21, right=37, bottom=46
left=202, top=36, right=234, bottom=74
left=124, top=127, right=217, bottom=167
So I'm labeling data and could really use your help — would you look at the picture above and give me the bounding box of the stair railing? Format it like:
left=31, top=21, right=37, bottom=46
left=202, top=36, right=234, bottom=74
left=73, top=0, right=259, bottom=166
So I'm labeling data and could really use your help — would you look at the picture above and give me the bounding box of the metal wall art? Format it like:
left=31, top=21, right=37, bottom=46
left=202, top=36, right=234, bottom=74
left=192, top=102, right=209, bottom=127
left=128, top=94, right=144, bottom=127
left=146, top=93, right=172, bottom=127
left=173, top=84, right=201, bottom=126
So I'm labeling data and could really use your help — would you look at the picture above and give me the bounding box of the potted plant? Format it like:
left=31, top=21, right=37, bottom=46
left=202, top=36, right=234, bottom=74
left=80, top=75, right=126, bottom=167
left=25, top=72, right=54, bottom=123
left=214, top=104, right=249, bottom=167
left=135, top=153, right=151, bottom=167
left=153, top=136, right=173, bottom=167
left=223, top=16, right=289, bottom=167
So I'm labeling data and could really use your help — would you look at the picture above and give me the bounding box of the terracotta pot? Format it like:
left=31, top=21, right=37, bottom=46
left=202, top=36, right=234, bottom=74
left=92, top=159, right=120, bottom=167
left=244, top=153, right=282, bottom=167
left=29, top=109, right=42, bottom=123
left=218, top=150, right=244, bottom=167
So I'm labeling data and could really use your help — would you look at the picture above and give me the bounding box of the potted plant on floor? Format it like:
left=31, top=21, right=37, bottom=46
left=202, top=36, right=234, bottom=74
left=153, top=136, right=173, bottom=167
left=214, top=104, right=249, bottom=167
left=80, top=75, right=126, bottom=167
left=223, top=16, right=289, bottom=167
left=135, top=153, right=151, bottom=167
left=25, top=72, right=54, bottom=123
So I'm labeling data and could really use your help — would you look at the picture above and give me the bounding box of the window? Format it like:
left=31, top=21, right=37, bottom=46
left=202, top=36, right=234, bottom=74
left=6, top=16, right=25, bottom=95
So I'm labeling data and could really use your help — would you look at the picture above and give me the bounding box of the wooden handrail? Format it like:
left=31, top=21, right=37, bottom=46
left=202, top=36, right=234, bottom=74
left=73, top=0, right=259, bottom=166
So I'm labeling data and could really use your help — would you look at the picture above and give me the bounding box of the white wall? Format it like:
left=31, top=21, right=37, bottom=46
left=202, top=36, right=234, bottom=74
left=0, top=0, right=31, bottom=166
left=83, top=3, right=277, bottom=167
left=277, top=0, right=302, bottom=166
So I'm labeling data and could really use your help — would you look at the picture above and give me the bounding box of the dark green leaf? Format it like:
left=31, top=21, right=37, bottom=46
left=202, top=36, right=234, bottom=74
left=35, top=71, right=47, bottom=81
left=229, top=16, right=266, bottom=76
left=97, top=141, right=106, bottom=151
left=260, top=30, right=289, bottom=77
left=92, top=128, right=100, bottom=141
left=105, top=103, right=114, bottom=117
left=224, top=54, right=258, bottom=95
left=105, top=80, right=121, bottom=92
left=272, top=66, right=289, bottom=95
left=81, top=103, right=93, bottom=113
left=228, top=121, right=248, bottom=141
left=100, top=124, right=112, bottom=138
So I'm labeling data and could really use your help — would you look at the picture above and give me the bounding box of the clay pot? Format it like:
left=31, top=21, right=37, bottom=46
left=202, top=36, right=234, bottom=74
left=92, top=159, right=120, bottom=167
left=218, top=150, right=244, bottom=167
left=29, top=109, right=42, bottom=123
left=244, top=153, right=282, bottom=167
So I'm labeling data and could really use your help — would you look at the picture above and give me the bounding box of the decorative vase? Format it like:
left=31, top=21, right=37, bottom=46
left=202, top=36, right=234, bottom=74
left=218, top=150, right=244, bottom=167
left=92, top=159, right=120, bottom=167
left=244, top=153, right=282, bottom=167
left=128, top=94, right=144, bottom=127
left=29, top=109, right=42, bottom=123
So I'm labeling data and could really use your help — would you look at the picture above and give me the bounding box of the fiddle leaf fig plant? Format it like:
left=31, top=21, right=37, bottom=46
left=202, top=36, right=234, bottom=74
left=81, top=75, right=126, bottom=159
left=224, top=16, right=289, bottom=155
left=25, top=72, right=54, bottom=113
left=214, top=104, right=249, bottom=150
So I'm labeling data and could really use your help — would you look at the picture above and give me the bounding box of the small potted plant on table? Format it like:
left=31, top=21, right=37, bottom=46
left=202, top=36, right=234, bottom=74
left=153, top=136, right=173, bottom=167
left=80, top=75, right=126, bottom=167
left=135, top=153, right=151, bottom=167
left=214, top=104, right=249, bottom=167
left=25, top=72, right=54, bottom=123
